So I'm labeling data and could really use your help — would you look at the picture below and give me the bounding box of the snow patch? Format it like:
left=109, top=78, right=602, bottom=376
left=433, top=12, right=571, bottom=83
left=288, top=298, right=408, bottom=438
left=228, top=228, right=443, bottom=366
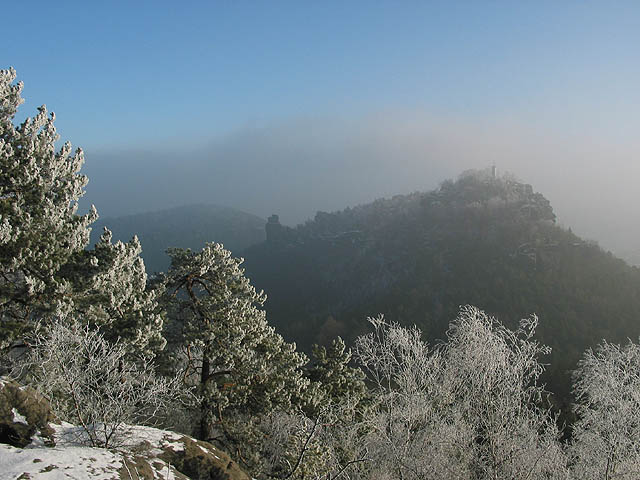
left=0, top=443, right=122, bottom=480
left=125, top=425, right=185, bottom=454
left=2, top=422, right=232, bottom=479
left=11, top=407, right=28, bottom=425
left=196, top=443, right=220, bottom=460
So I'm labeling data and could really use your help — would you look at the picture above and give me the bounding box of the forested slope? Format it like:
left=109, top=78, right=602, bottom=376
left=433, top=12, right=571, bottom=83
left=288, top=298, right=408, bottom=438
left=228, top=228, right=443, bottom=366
left=243, top=169, right=640, bottom=403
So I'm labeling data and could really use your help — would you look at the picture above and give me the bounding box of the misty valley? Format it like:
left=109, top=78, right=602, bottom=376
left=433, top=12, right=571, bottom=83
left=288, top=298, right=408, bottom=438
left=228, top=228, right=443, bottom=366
left=3, top=66, right=640, bottom=479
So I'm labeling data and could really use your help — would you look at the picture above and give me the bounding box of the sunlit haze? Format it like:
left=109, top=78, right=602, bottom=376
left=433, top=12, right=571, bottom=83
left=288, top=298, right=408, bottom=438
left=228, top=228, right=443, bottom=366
left=4, top=1, right=640, bottom=262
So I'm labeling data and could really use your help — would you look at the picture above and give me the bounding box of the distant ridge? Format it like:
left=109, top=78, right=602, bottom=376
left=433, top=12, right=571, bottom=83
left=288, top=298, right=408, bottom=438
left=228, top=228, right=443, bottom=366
left=91, top=204, right=265, bottom=274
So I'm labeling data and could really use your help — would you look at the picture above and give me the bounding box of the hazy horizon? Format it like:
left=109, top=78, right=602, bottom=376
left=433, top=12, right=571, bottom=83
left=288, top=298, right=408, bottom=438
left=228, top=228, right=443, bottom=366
left=78, top=111, right=640, bottom=265
left=5, top=1, right=640, bottom=263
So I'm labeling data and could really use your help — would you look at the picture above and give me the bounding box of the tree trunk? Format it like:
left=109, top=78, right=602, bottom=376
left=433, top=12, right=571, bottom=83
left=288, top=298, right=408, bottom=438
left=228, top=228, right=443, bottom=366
left=198, top=343, right=212, bottom=441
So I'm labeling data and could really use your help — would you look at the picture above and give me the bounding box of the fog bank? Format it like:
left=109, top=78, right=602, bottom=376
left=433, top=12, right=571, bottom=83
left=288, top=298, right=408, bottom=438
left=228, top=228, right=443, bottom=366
left=80, top=112, right=640, bottom=264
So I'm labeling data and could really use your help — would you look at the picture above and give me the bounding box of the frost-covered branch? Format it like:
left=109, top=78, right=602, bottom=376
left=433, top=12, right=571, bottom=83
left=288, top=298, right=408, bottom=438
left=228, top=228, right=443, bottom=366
left=11, top=316, right=193, bottom=448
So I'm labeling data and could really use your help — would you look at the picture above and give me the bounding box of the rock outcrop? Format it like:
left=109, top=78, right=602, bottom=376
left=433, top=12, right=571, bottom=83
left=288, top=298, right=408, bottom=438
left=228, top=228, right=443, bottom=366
left=0, top=377, right=56, bottom=448
left=1, top=378, right=250, bottom=479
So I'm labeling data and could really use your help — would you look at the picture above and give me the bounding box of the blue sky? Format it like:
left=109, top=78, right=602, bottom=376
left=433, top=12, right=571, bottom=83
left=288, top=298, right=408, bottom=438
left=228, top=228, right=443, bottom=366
left=3, top=1, right=640, bottom=261
left=5, top=1, right=639, bottom=149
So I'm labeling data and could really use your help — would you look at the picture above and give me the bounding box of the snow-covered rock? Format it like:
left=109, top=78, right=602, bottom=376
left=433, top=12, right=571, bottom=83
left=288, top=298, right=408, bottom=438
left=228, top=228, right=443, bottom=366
left=1, top=422, right=251, bottom=480
left=0, top=378, right=250, bottom=479
left=0, top=377, right=56, bottom=448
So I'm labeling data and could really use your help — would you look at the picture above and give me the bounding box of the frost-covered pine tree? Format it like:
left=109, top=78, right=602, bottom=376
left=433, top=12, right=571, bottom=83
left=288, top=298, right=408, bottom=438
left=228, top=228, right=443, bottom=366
left=0, top=68, right=163, bottom=355
left=281, top=338, right=370, bottom=479
left=569, top=339, right=640, bottom=480
left=306, top=337, right=367, bottom=410
left=162, top=243, right=308, bottom=451
left=65, top=228, right=165, bottom=354
left=0, top=68, right=97, bottom=343
left=235, top=339, right=370, bottom=479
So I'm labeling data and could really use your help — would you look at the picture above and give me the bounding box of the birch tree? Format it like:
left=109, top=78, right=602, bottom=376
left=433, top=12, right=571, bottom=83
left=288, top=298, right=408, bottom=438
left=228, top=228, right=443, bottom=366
left=440, top=306, right=566, bottom=479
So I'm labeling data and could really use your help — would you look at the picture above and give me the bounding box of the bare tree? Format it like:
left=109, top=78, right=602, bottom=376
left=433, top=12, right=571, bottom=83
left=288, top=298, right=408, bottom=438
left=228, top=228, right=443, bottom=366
left=355, top=306, right=567, bottom=480
left=12, top=316, right=191, bottom=448
left=256, top=402, right=370, bottom=480
left=356, top=314, right=473, bottom=480
left=441, top=306, right=566, bottom=480
left=570, top=340, right=640, bottom=480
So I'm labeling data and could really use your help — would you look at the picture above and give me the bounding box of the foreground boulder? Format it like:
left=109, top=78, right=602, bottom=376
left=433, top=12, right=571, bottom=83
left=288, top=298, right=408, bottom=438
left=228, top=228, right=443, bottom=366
left=120, top=425, right=251, bottom=480
left=0, top=378, right=250, bottom=479
left=0, top=377, right=56, bottom=447
left=1, top=421, right=250, bottom=480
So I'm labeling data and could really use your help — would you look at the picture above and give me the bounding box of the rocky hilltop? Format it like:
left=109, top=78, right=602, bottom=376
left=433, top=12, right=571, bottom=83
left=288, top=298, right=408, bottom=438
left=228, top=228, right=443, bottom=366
left=242, top=168, right=640, bottom=405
